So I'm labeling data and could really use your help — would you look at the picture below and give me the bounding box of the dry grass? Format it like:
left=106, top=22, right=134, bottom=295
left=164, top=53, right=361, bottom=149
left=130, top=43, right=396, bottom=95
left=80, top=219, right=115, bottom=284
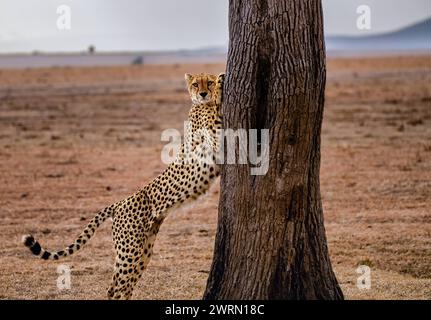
left=0, top=56, right=430, bottom=299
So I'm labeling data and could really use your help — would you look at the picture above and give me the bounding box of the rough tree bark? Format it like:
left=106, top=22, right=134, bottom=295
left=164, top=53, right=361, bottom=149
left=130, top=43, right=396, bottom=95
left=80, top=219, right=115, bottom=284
left=204, top=0, right=343, bottom=299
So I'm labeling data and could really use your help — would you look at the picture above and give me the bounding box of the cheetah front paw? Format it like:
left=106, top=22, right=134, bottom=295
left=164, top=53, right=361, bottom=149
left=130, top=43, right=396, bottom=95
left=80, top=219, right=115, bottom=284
left=217, top=72, right=226, bottom=85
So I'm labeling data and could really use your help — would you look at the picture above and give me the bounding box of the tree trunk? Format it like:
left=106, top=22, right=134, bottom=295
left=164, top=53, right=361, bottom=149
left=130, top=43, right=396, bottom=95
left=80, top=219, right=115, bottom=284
left=204, top=0, right=343, bottom=300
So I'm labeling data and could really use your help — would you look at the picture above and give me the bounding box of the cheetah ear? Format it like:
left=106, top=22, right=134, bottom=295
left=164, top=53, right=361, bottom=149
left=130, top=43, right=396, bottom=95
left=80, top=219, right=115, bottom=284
left=184, top=73, right=193, bottom=84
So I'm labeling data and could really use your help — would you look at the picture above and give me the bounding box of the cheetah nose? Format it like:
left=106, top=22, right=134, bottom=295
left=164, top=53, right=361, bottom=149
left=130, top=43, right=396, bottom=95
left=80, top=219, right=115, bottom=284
left=199, top=92, right=208, bottom=98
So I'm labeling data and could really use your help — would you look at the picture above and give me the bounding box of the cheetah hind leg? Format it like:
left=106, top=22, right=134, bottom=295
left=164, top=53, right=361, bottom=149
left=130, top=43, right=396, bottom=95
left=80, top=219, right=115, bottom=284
left=107, top=249, right=143, bottom=299
left=107, top=226, right=146, bottom=300
left=107, top=220, right=163, bottom=300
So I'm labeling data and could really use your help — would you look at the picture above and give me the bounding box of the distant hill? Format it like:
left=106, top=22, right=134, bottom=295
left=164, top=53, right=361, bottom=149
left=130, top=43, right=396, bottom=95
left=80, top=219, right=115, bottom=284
left=1, top=19, right=430, bottom=69
left=327, top=18, right=431, bottom=52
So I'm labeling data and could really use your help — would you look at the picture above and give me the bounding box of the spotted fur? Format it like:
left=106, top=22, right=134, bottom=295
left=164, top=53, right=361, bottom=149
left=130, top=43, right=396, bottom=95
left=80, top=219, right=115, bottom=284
left=22, top=72, right=225, bottom=300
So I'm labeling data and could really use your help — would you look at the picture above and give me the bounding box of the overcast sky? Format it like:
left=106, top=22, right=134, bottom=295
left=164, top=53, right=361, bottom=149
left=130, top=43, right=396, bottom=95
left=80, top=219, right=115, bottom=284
left=0, top=0, right=430, bottom=53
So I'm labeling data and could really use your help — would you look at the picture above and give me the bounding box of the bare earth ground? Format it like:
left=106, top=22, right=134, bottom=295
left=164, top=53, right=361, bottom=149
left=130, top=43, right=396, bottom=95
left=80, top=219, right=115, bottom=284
left=0, top=56, right=430, bottom=300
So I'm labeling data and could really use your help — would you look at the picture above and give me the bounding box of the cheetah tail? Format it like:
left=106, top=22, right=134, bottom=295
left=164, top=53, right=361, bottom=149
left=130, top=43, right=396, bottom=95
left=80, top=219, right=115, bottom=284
left=22, top=204, right=116, bottom=260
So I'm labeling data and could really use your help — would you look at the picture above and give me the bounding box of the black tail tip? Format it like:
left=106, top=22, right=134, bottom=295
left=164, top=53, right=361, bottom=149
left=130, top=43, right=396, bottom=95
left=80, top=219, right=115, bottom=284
left=22, top=234, right=42, bottom=256
left=22, top=234, right=35, bottom=247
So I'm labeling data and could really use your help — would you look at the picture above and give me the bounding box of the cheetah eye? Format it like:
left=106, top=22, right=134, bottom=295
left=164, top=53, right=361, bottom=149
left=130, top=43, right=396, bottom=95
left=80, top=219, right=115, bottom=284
left=207, top=81, right=214, bottom=86
left=192, top=83, right=199, bottom=88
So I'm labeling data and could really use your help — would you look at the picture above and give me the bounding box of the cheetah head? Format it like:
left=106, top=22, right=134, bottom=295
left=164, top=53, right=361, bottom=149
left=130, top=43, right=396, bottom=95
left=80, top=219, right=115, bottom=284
left=185, top=73, right=218, bottom=105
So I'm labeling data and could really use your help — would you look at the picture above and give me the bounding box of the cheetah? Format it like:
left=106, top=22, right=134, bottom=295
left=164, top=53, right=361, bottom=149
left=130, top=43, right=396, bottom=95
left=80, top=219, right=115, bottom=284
left=22, top=72, right=225, bottom=300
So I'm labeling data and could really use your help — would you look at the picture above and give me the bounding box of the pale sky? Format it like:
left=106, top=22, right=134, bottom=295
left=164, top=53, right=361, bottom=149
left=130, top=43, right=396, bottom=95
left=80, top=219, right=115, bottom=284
left=0, top=0, right=430, bottom=53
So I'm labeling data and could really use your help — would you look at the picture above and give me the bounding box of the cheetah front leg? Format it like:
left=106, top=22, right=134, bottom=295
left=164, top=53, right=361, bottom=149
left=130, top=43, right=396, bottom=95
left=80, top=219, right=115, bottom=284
left=207, top=72, right=225, bottom=155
